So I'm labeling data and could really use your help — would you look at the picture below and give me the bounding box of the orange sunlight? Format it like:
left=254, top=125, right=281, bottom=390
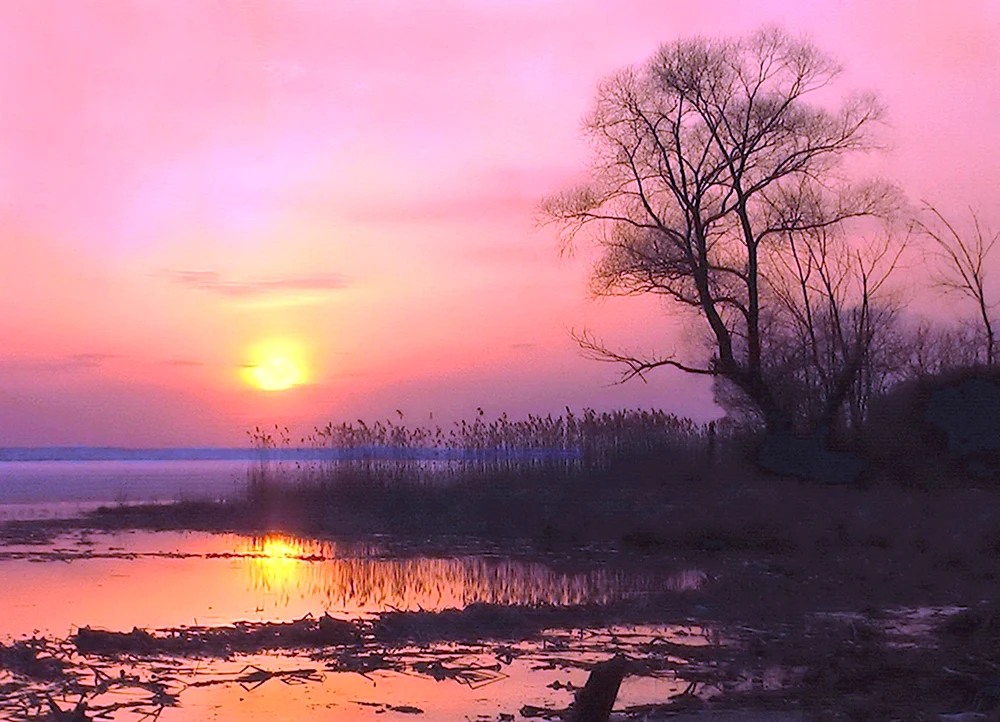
left=250, top=535, right=308, bottom=591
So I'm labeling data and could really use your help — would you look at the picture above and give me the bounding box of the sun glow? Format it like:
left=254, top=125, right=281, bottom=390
left=242, top=339, right=308, bottom=391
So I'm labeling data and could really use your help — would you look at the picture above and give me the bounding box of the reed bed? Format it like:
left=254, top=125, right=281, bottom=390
left=238, top=408, right=743, bottom=540
left=245, top=408, right=732, bottom=491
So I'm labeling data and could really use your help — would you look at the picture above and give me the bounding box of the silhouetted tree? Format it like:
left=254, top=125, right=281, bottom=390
left=894, top=319, right=984, bottom=379
left=762, top=224, right=905, bottom=436
left=916, top=205, right=997, bottom=368
left=544, top=27, right=900, bottom=434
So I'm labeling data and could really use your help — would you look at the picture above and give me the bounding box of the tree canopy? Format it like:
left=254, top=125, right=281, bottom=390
left=544, top=27, right=901, bottom=434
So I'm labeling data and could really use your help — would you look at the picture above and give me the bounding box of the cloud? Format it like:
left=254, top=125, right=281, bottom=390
left=0, top=353, right=121, bottom=374
left=162, top=359, right=204, bottom=367
left=67, top=353, right=121, bottom=365
left=159, top=270, right=351, bottom=296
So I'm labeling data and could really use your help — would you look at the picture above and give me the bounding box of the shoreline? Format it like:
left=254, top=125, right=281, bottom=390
left=3, top=470, right=999, bottom=719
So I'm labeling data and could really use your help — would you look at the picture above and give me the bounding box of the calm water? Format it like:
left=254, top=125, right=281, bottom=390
left=0, top=459, right=248, bottom=510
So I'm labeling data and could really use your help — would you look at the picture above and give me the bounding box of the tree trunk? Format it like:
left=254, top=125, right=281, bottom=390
left=569, top=655, right=628, bottom=722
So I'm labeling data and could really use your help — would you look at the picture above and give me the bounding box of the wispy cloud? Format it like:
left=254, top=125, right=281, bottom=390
left=0, top=353, right=122, bottom=374
left=162, top=359, right=204, bottom=367
left=67, top=353, right=121, bottom=366
left=160, top=270, right=351, bottom=296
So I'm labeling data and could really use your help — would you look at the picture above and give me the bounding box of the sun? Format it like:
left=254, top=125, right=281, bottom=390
left=242, top=339, right=307, bottom=391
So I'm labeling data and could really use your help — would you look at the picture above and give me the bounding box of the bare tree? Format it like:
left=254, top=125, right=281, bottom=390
left=891, top=318, right=984, bottom=379
left=915, top=205, right=998, bottom=368
left=765, top=226, right=905, bottom=435
left=543, top=28, right=899, bottom=433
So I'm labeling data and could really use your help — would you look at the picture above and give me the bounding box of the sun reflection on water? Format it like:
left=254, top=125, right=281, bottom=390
left=239, top=534, right=678, bottom=613
left=252, top=536, right=307, bottom=591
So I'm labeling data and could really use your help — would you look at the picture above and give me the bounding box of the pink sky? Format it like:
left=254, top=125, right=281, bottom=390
left=1, top=1, right=998, bottom=446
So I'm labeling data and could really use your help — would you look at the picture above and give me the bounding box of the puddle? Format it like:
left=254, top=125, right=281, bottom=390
left=0, top=530, right=709, bottom=638
left=813, top=606, right=965, bottom=648
left=0, top=529, right=720, bottom=719
left=0, top=622, right=718, bottom=722
left=2, top=644, right=701, bottom=722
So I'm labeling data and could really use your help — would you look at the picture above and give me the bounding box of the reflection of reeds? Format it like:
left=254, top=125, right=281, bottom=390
left=241, top=534, right=661, bottom=612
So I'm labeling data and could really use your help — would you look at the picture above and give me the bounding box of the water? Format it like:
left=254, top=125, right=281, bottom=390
left=13, top=648, right=698, bottom=722
left=0, top=459, right=248, bottom=510
left=0, top=457, right=722, bottom=720
left=0, top=528, right=715, bottom=721
left=0, top=453, right=574, bottom=517
left=0, top=530, right=706, bottom=639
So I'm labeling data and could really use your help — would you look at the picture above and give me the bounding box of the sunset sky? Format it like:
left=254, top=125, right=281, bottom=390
left=1, top=0, right=998, bottom=446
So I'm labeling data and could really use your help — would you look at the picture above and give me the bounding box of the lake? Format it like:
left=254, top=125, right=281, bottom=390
left=0, top=458, right=252, bottom=510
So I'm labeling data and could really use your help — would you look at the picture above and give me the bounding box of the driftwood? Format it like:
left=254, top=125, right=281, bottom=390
left=72, top=613, right=358, bottom=657
left=0, top=639, right=68, bottom=680
left=568, top=654, right=628, bottom=722
left=44, top=694, right=88, bottom=722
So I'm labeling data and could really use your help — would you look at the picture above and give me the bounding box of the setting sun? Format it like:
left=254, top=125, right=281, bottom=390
left=242, top=339, right=308, bottom=391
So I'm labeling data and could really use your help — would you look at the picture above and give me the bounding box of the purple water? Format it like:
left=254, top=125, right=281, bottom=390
left=0, top=459, right=248, bottom=519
